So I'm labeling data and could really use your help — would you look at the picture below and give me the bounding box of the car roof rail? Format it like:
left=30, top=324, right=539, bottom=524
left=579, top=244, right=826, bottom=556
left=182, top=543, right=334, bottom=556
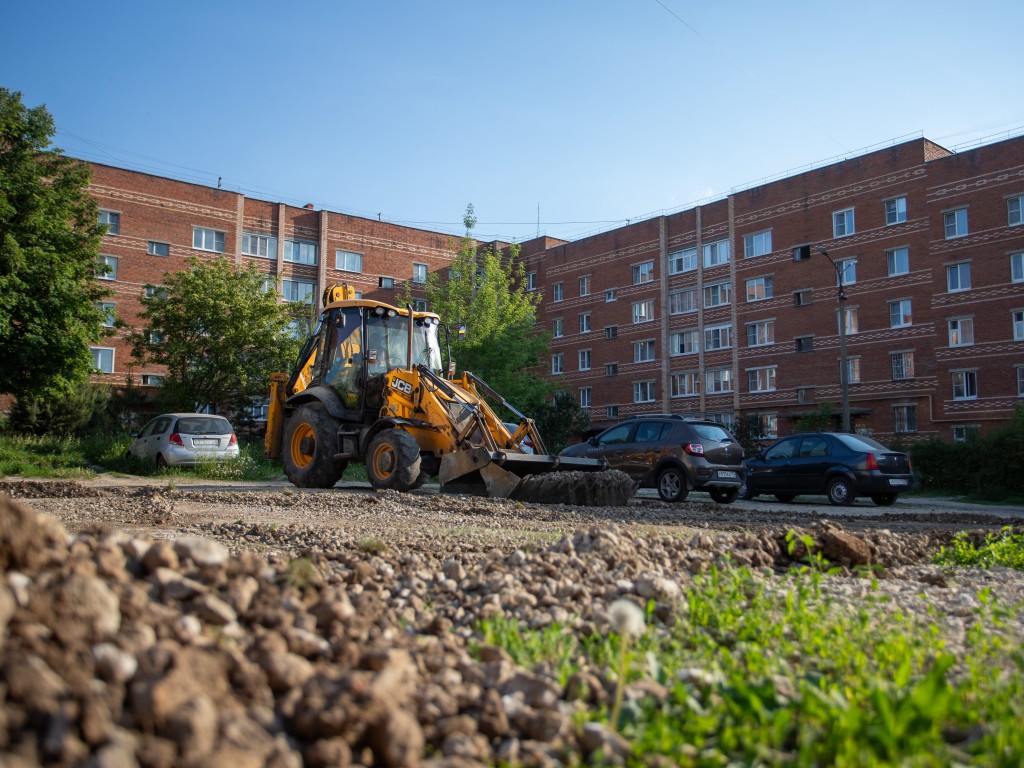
left=623, top=413, right=688, bottom=420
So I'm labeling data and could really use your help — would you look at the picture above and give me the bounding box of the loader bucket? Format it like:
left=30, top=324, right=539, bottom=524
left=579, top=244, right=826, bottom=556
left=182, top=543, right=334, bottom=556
left=438, top=448, right=637, bottom=506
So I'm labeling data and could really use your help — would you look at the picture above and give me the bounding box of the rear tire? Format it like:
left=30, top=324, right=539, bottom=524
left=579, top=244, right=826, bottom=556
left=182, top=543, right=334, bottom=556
left=740, top=481, right=757, bottom=501
left=827, top=477, right=855, bottom=506
left=155, top=454, right=167, bottom=470
left=657, top=467, right=688, bottom=502
left=282, top=403, right=347, bottom=488
left=709, top=487, right=739, bottom=504
left=871, top=493, right=898, bottom=506
left=774, top=494, right=796, bottom=503
left=366, top=430, right=422, bottom=492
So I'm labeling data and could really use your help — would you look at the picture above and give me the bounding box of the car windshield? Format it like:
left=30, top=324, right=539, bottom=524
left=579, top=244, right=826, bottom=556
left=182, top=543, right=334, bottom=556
left=835, top=433, right=889, bottom=452
left=176, top=417, right=232, bottom=435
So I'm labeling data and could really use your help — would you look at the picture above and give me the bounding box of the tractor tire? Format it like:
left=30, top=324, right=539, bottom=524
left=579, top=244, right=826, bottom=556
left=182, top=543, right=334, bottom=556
left=826, top=477, right=855, bottom=506
left=709, top=486, right=739, bottom=504
left=282, top=403, right=347, bottom=488
left=657, top=467, right=689, bottom=502
left=366, top=429, right=422, bottom=492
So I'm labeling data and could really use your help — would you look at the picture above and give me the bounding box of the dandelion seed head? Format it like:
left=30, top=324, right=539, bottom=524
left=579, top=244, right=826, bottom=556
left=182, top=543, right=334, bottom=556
left=608, top=598, right=645, bottom=639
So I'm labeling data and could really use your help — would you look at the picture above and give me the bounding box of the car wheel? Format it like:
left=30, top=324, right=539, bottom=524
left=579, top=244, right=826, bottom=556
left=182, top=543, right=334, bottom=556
left=826, top=477, right=855, bottom=506
left=657, top=467, right=688, bottom=502
left=739, top=481, right=757, bottom=501
left=774, top=494, right=796, bottom=503
left=155, top=454, right=167, bottom=470
left=282, top=403, right=348, bottom=488
left=871, top=493, right=898, bottom=507
left=367, top=429, right=422, bottom=492
left=709, top=487, right=739, bottom=504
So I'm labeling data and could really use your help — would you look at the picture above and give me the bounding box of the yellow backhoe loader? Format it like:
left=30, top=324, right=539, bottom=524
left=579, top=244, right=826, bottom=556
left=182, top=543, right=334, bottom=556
left=264, top=284, right=636, bottom=505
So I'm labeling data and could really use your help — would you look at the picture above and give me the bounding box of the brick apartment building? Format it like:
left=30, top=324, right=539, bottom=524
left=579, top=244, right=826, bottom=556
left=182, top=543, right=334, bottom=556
left=85, top=133, right=1024, bottom=442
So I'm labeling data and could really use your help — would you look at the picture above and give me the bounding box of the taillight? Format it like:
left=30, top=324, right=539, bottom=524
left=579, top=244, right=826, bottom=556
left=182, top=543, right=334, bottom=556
left=229, top=434, right=238, bottom=446
left=169, top=433, right=184, bottom=446
left=866, top=453, right=879, bottom=470
left=684, top=443, right=705, bottom=456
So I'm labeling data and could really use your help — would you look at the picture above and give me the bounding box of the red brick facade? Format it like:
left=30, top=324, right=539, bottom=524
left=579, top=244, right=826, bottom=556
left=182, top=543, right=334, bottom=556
left=86, top=134, right=1024, bottom=442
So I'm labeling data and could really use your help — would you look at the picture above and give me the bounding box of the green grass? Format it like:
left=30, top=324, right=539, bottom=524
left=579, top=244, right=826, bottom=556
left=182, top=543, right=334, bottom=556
left=934, top=527, right=1024, bottom=570
left=474, top=566, right=1024, bottom=766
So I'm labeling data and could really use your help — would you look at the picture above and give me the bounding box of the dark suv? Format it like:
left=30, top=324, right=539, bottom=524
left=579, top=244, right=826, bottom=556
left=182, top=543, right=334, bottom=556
left=559, top=415, right=745, bottom=503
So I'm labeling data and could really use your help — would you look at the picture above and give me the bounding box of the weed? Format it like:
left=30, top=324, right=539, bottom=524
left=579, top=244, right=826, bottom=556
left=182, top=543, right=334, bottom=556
left=933, top=527, right=1024, bottom=570
left=358, top=535, right=388, bottom=555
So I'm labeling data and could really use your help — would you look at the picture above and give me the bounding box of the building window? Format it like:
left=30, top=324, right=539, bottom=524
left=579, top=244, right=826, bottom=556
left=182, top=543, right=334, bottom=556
left=99, top=210, right=120, bottom=235
left=669, top=329, right=699, bottom=356
left=704, top=324, right=732, bottom=351
left=705, top=369, right=733, bottom=394
left=1010, top=252, right=1024, bottom=283
left=793, top=289, right=812, bottom=307
left=671, top=371, right=700, bottom=398
left=580, top=387, right=592, bottom=408
left=948, top=317, right=974, bottom=347
left=551, top=354, right=564, bottom=375
left=553, top=282, right=564, bottom=302
left=668, top=288, right=697, bottom=314
left=887, top=247, right=910, bottom=276
left=891, top=352, right=915, bottom=380
left=832, top=208, right=855, bottom=237
left=1018, top=367, right=1024, bottom=397
left=579, top=349, right=591, bottom=370
left=746, top=319, right=774, bottom=347
left=412, top=298, right=428, bottom=312
left=632, top=300, right=654, bottom=323
left=743, top=230, right=772, bottom=259
left=606, top=363, right=619, bottom=376
left=946, top=262, right=971, bottom=292
left=1009, top=196, right=1022, bottom=226
left=633, top=340, right=655, bottom=363
left=141, top=374, right=164, bottom=387
left=838, top=259, right=857, bottom=286
left=841, top=306, right=858, bottom=334
left=756, top=414, right=779, bottom=438
left=953, top=425, right=980, bottom=443
left=885, top=196, right=907, bottom=225
left=633, top=381, right=656, bottom=403
left=944, top=208, right=968, bottom=239
left=792, top=245, right=811, bottom=262
left=669, top=247, right=698, bottom=274
left=606, top=405, right=619, bottom=418
left=378, top=276, right=395, bottom=289
left=703, top=238, right=731, bottom=268
left=1014, top=310, right=1024, bottom=341
left=748, top=366, right=776, bottom=393
left=144, top=285, right=168, bottom=299
left=632, top=260, right=654, bottom=285
left=579, top=275, right=591, bottom=296
left=894, top=405, right=917, bottom=434
left=526, top=271, right=537, bottom=291
left=796, top=387, right=814, bottom=404
left=552, top=318, right=563, bottom=338
left=889, top=299, right=913, bottom=328
left=90, top=347, right=114, bottom=374
left=147, top=241, right=170, bottom=257
left=795, top=336, right=813, bottom=353
left=952, top=370, right=977, bottom=400
left=846, top=356, right=862, bottom=384
left=98, top=302, right=116, bottom=327
left=284, top=239, right=317, bottom=265
left=242, top=233, right=276, bottom=258
left=193, top=227, right=225, bottom=253
left=336, top=249, right=363, bottom=272
left=579, top=312, right=592, bottom=333
left=281, top=279, right=315, bottom=304
left=745, top=276, right=773, bottom=302
left=96, top=255, right=118, bottom=281
left=605, top=289, right=617, bottom=302
left=703, top=281, right=731, bottom=308
left=605, top=325, right=618, bottom=340
left=413, top=263, right=428, bottom=284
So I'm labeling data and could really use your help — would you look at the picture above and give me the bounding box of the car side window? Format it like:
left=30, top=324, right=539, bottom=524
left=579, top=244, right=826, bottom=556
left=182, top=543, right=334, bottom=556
left=599, top=424, right=634, bottom=445
left=799, top=436, right=829, bottom=457
left=634, top=421, right=667, bottom=443
left=765, top=439, right=797, bottom=460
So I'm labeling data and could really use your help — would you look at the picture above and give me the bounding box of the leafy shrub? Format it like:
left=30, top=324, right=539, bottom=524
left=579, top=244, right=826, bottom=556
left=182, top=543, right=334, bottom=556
left=7, top=382, right=111, bottom=437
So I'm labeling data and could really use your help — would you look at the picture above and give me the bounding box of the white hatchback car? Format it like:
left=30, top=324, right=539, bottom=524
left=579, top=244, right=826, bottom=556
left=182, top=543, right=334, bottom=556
left=128, top=413, right=239, bottom=468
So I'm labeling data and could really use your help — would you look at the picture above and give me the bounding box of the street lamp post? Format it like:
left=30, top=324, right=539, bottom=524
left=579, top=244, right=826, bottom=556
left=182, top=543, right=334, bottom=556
left=818, top=248, right=852, bottom=433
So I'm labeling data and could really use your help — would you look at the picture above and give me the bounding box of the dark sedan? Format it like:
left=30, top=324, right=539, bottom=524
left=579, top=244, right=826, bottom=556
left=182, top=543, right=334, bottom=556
left=740, top=432, right=913, bottom=506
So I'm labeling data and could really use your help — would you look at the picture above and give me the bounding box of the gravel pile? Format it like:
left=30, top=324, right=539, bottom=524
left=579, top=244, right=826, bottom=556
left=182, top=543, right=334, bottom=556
left=2, top=484, right=1024, bottom=766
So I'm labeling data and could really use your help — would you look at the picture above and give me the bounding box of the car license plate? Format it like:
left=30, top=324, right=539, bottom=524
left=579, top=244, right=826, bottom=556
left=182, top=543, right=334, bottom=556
left=888, top=478, right=908, bottom=486
left=718, top=470, right=738, bottom=479
left=193, top=439, right=218, bottom=447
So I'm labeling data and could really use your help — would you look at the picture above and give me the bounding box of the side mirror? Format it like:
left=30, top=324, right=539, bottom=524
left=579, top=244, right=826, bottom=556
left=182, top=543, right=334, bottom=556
left=588, top=436, right=599, bottom=446
left=756, top=449, right=766, bottom=460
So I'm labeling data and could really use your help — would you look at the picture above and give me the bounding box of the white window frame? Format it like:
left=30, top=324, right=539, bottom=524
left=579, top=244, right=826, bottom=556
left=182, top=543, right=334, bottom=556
left=887, top=247, right=910, bottom=276
left=242, top=232, right=276, bottom=258
left=1009, top=195, right=1022, bottom=227
left=1010, top=252, right=1023, bottom=283
left=281, top=278, right=315, bottom=304
left=632, top=260, right=654, bottom=285
left=335, top=249, right=363, bottom=272
left=99, top=302, right=116, bottom=328
left=670, top=371, right=700, bottom=398
left=632, top=299, right=654, bottom=324
left=605, top=325, right=617, bottom=339
left=703, top=238, right=731, bottom=268
left=891, top=351, right=915, bottom=381
left=284, top=239, right=318, bottom=266
left=1014, top=310, right=1024, bottom=341
left=606, top=405, right=619, bottom=418
left=946, top=262, right=971, bottom=292
left=832, top=208, right=855, bottom=238
left=578, top=349, right=592, bottom=371
left=90, top=346, right=115, bottom=374
left=743, top=230, right=772, bottom=259
left=889, top=299, right=913, bottom=328
left=944, top=208, right=968, bottom=239
left=579, top=387, right=592, bottom=408
left=703, top=323, right=732, bottom=351
left=885, top=196, right=907, bottom=226
left=838, top=259, right=857, bottom=286
left=605, top=289, right=617, bottom=302
left=633, top=340, right=656, bottom=363
left=147, top=240, right=170, bottom=257
left=96, top=254, right=118, bottom=281
left=1017, top=366, right=1024, bottom=397
left=99, top=210, right=120, bottom=235
left=193, top=226, right=225, bottom=253
left=703, top=281, right=731, bottom=308
left=747, top=366, right=776, bottom=393
left=948, top=317, right=974, bottom=347
left=669, top=247, right=698, bottom=274
left=551, top=353, right=564, bottom=375
left=412, top=298, right=428, bottom=312
left=705, top=368, right=733, bottom=394
left=633, top=380, right=656, bottom=403
left=552, top=317, right=563, bottom=338
left=579, top=275, right=591, bottom=296
left=413, top=263, right=428, bottom=284
left=746, top=319, right=774, bottom=347
left=670, top=329, right=699, bottom=356
left=605, top=363, right=619, bottom=376
left=745, top=276, right=773, bottom=302
left=952, top=370, right=977, bottom=401
left=579, top=312, right=591, bottom=333
left=668, top=287, right=697, bottom=315
left=847, top=356, right=862, bottom=384
left=553, top=282, right=564, bottom=302
left=841, top=306, right=858, bottom=335
left=526, top=271, right=537, bottom=291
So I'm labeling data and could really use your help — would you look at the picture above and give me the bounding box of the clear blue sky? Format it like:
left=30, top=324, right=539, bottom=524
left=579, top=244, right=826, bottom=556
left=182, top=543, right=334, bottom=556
left=4, top=0, right=1023, bottom=242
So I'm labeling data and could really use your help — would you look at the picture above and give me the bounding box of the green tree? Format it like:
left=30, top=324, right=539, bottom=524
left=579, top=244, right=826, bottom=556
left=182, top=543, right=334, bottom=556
left=0, top=88, right=108, bottom=400
left=128, top=256, right=302, bottom=414
left=404, top=204, right=552, bottom=413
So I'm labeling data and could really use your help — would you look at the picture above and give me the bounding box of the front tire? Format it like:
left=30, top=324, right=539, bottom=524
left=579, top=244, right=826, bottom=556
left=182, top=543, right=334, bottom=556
left=282, top=403, right=347, bottom=488
left=709, top=487, right=739, bottom=504
left=740, top=481, right=757, bottom=501
left=366, top=430, right=422, bottom=492
left=657, top=467, right=688, bottom=502
left=871, top=493, right=898, bottom=506
left=827, top=477, right=855, bottom=506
